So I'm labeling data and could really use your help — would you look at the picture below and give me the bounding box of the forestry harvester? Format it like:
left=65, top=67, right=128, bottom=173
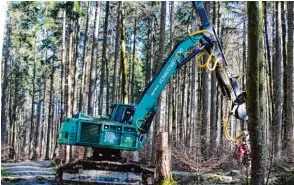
left=56, top=1, right=249, bottom=184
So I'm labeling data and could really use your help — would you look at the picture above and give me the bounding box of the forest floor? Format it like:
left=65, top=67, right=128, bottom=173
left=0, top=159, right=249, bottom=185
left=1, top=160, right=56, bottom=185
left=1, top=159, right=294, bottom=185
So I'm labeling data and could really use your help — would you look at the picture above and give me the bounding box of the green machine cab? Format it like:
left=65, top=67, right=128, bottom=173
left=58, top=104, right=140, bottom=151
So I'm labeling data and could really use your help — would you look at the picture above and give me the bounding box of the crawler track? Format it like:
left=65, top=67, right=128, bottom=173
left=56, top=160, right=155, bottom=185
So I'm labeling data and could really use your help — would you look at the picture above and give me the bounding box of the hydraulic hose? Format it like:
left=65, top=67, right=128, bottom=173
left=189, top=30, right=218, bottom=72
left=224, top=100, right=243, bottom=142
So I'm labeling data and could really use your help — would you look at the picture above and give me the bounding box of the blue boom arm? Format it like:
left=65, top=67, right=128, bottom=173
left=133, top=33, right=210, bottom=142
left=133, top=1, right=248, bottom=143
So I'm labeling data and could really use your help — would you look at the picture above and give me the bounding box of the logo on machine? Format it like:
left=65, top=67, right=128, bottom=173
left=124, top=136, right=133, bottom=143
left=104, top=132, right=117, bottom=143
left=159, top=48, right=183, bottom=84
left=151, top=85, right=159, bottom=97
left=151, top=48, right=183, bottom=98
left=159, top=60, right=176, bottom=84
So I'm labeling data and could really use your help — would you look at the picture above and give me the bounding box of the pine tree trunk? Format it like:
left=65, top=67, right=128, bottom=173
left=284, top=2, right=294, bottom=155
left=10, top=77, right=18, bottom=159
left=79, top=2, right=90, bottom=112
left=32, top=72, right=44, bottom=159
left=67, top=10, right=74, bottom=118
left=59, top=8, right=66, bottom=161
left=131, top=18, right=137, bottom=104
left=112, top=2, right=121, bottom=103
left=200, top=2, right=210, bottom=160
left=60, top=7, right=66, bottom=120
left=45, top=67, right=55, bottom=160
left=84, top=1, right=100, bottom=158
left=0, top=4, right=7, bottom=115
left=258, top=1, right=264, bottom=146
left=155, top=132, right=171, bottom=184
left=40, top=74, right=47, bottom=159
left=99, top=1, right=109, bottom=115
left=155, top=1, right=166, bottom=132
left=247, top=2, right=264, bottom=184
left=72, top=3, right=80, bottom=115
left=1, top=17, right=10, bottom=145
left=105, top=51, right=110, bottom=114
left=180, top=66, right=186, bottom=141
left=168, top=1, right=174, bottom=147
left=71, top=4, right=84, bottom=158
left=281, top=2, right=287, bottom=152
left=146, top=16, right=154, bottom=85
left=263, top=2, right=273, bottom=145
left=88, top=1, right=100, bottom=116
left=270, top=4, right=276, bottom=144
left=28, top=49, right=37, bottom=158
left=210, top=1, right=217, bottom=156
left=190, top=9, right=198, bottom=149
left=131, top=20, right=138, bottom=161
left=0, top=1, right=7, bottom=61
left=120, top=4, right=128, bottom=104
left=263, top=2, right=271, bottom=88
left=273, top=1, right=282, bottom=158
left=65, top=9, right=75, bottom=163
left=152, top=1, right=166, bottom=165
left=185, top=65, right=191, bottom=146
left=149, top=16, right=156, bottom=164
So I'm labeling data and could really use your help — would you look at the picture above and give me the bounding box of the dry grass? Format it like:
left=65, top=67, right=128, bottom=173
left=171, top=143, right=239, bottom=173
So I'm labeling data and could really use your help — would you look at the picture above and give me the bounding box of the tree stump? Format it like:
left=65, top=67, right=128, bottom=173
left=155, top=132, right=175, bottom=184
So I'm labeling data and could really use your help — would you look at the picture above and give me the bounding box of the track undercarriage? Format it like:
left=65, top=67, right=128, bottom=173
left=56, top=148, right=155, bottom=185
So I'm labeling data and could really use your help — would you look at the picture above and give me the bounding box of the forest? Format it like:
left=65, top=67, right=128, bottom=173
left=1, top=1, right=293, bottom=185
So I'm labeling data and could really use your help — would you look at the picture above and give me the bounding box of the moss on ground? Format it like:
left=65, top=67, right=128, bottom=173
left=4, top=182, right=17, bottom=185
left=1, top=169, right=12, bottom=177
left=160, top=173, right=177, bottom=185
